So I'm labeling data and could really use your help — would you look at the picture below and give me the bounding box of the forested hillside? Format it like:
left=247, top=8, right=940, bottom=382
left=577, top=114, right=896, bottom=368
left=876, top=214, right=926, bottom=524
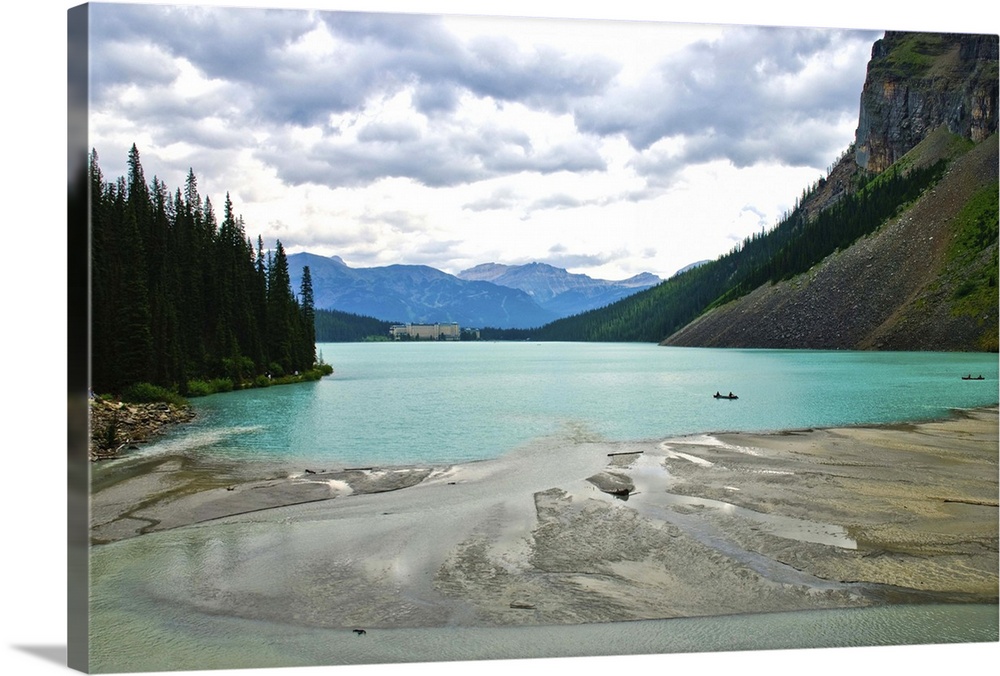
left=314, top=308, right=394, bottom=342
left=90, top=145, right=319, bottom=395
left=665, top=132, right=998, bottom=351
left=527, top=31, right=998, bottom=350
left=531, top=149, right=951, bottom=342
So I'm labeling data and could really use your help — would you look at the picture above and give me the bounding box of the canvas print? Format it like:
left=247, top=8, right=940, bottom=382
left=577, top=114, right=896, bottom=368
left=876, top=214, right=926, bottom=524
left=67, top=2, right=999, bottom=673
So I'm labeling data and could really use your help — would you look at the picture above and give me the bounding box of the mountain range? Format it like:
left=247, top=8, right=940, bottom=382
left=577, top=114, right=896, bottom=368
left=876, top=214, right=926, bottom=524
left=286, top=253, right=662, bottom=329
left=456, top=262, right=660, bottom=316
left=292, top=31, right=997, bottom=350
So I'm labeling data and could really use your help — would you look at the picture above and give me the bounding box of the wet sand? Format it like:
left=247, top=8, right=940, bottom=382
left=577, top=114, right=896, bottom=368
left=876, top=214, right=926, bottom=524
left=89, top=407, right=998, bottom=629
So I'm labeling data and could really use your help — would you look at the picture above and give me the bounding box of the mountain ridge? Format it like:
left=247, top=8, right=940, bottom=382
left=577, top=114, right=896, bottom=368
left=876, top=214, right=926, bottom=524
left=287, top=253, right=661, bottom=329
left=456, top=261, right=661, bottom=316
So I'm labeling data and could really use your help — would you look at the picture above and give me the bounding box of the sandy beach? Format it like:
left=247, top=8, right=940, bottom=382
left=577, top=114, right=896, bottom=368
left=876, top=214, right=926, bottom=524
left=89, top=407, right=998, bottom=630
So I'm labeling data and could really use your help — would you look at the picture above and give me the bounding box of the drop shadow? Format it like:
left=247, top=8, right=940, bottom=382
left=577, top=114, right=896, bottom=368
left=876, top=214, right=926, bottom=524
left=11, top=644, right=66, bottom=667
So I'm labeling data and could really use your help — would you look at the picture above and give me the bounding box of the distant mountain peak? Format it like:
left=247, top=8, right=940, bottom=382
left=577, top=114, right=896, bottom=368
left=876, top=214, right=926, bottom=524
left=670, top=260, right=710, bottom=278
left=459, top=262, right=510, bottom=279
left=292, top=252, right=347, bottom=266
left=285, top=253, right=661, bottom=329
left=621, top=271, right=662, bottom=286
left=457, top=261, right=661, bottom=314
left=286, top=252, right=555, bottom=329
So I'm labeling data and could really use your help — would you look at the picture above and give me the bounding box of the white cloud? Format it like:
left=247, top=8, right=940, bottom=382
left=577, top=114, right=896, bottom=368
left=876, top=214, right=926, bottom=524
left=82, top=1, right=905, bottom=282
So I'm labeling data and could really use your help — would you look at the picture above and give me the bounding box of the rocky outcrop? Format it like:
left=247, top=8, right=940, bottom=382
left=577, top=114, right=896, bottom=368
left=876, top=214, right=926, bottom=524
left=586, top=471, right=635, bottom=498
left=855, top=32, right=998, bottom=173
left=89, top=398, right=195, bottom=461
left=662, top=31, right=999, bottom=352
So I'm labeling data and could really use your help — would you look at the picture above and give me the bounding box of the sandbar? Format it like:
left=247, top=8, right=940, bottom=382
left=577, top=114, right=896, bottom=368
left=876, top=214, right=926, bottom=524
left=89, top=407, right=998, bottom=629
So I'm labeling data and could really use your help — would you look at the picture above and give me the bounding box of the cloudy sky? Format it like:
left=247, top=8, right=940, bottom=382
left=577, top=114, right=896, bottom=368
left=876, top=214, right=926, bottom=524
left=78, top=0, right=897, bottom=281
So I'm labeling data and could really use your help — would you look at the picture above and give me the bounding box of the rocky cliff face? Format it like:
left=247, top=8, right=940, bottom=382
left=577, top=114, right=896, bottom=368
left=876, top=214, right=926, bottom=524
left=662, top=30, right=999, bottom=353
left=855, top=32, right=998, bottom=173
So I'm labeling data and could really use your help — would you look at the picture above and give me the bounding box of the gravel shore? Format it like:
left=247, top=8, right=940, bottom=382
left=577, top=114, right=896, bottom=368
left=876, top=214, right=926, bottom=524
left=89, top=407, right=998, bottom=628
left=89, top=398, right=195, bottom=460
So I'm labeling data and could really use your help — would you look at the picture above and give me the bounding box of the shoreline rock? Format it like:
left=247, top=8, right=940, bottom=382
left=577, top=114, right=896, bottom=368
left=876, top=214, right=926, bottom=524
left=89, top=398, right=195, bottom=461
left=585, top=470, right=635, bottom=498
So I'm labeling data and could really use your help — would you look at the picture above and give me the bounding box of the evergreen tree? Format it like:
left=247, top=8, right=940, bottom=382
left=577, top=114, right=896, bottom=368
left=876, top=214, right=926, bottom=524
left=88, top=146, right=326, bottom=394
left=266, top=240, right=296, bottom=374
left=114, top=174, right=154, bottom=390
left=299, top=266, right=316, bottom=367
left=89, top=150, right=114, bottom=392
left=149, top=176, right=183, bottom=385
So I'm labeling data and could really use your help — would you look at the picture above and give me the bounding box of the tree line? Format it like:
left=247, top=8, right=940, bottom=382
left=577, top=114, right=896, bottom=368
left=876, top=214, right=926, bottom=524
left=90, top=145, right=318, bottom=395
left=314, top=308, right=393, bottom=342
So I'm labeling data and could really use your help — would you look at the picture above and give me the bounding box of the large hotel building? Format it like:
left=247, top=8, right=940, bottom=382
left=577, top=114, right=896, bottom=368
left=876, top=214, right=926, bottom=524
left=389, top=322, right=461, bottom=340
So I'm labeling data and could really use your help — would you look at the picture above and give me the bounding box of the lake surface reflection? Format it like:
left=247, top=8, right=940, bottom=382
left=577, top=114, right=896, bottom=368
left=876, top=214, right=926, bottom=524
left=142, top=343, right=999, bottom=468
left=88, top=588, right=998, bottom=673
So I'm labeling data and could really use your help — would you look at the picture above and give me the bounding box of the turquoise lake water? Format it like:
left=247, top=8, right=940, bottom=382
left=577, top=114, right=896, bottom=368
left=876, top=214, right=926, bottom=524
left=150, top=342, right=999, bottom=468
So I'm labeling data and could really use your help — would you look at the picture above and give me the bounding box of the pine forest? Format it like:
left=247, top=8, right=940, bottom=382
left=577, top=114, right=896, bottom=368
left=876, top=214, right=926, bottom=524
left=89, top=145, right=322, bottom=396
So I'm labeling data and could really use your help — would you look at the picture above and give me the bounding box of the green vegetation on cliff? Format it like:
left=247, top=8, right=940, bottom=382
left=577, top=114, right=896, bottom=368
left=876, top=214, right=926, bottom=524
left=870, top=33, right=954, bottom=78
left=868, top=31, right=999, bottom=84
left=947, top=182, right=999, bottom=340
left=525, top=30, right=997, bottom=350
left=529, top=154, right=951, bottom=343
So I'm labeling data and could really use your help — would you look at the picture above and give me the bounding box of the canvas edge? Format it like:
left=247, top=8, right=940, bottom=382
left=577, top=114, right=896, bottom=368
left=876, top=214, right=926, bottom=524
left=57, top=4, right=1000, bottom=675
left=67, top=3, right=91, bottom=673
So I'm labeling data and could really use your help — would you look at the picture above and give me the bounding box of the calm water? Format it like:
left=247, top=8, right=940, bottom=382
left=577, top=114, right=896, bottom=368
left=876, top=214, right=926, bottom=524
left=148, top=342, right=999, bottom=468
